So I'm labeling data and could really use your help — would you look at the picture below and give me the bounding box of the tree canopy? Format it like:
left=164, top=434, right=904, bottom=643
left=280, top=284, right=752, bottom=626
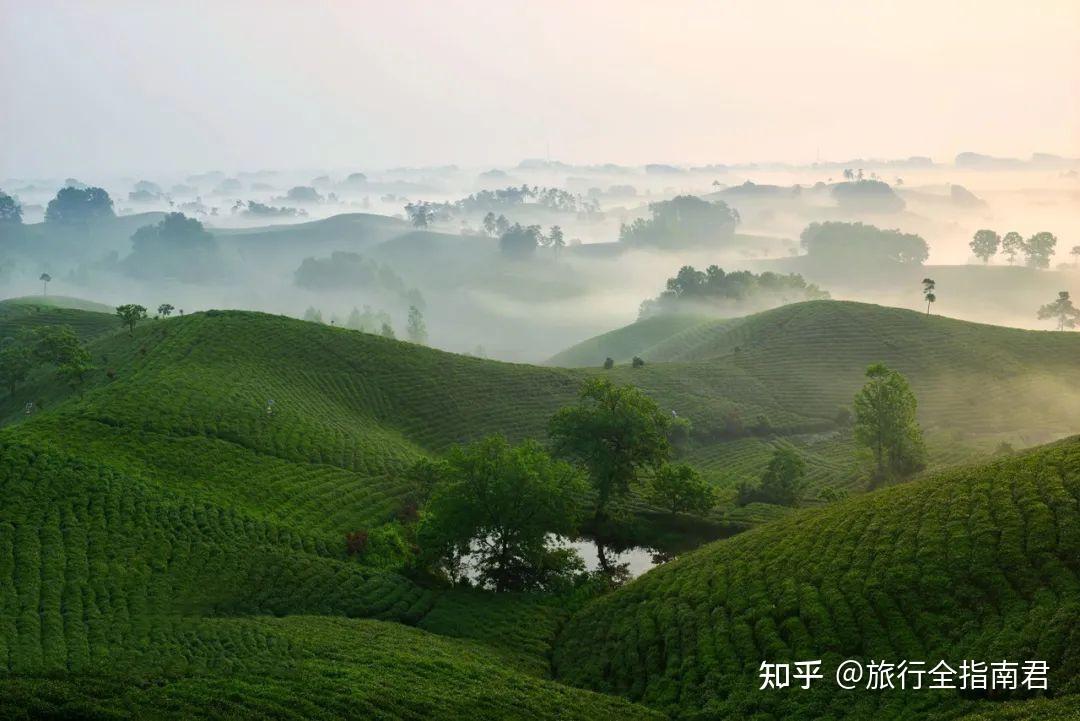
left=830, top=179, right=905, bottom=213
left=549, top=378, right=671, bottom=524
left=1037, top=291, right=1079, bottom=331
left=969, top=229, right=1000, bottom=263
left=417, top=436, right=586, bottom=591
left=44, top=186, right=115, bottom=225
left=800, top=221, right=928, bottom=266
left=646, top=463, right=715, bottom=516
left=0, top=191, right=22, bottom=224
left=639, top=264, right=828, bottom=319
left=619, top=195, right=740, bottom=249
left=853, top=363, right=926, bottom=480
left=123, top=213, right=222, bottom=282
left=1023, top=232, right=1057, bottom=269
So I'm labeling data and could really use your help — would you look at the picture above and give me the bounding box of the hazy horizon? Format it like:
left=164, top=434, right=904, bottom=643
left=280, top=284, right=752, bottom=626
left=3, top=0, right=1078, bottom=178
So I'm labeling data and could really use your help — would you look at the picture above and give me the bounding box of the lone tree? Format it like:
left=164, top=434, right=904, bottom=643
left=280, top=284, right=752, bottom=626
left=646, top=463, right=715, bottom=516
left=1001, top=231, right=1025, bottom=264
left=45, top=186, right=115, bottom=225
left=39, top=273, right=52, bottom=296
left=417, top=436, right=585, bottom=592
left=1071, top=245, right=1080, bottom=266
left=969, top=229, right=1000, bottom=264
left=157, top=303, right=174, bottom=318
left=548, top=225, right=565, bottom=254
left=482, top=212, right=497, bottom=237
left=738, top=447, right=808, bottom=507
left=380, top=322, right=395, bottom=339
left=1037, top=291, right=1080, bottom=331
left=1024, top=232, right=1057, bottom=269
left=115, top=304, right=148, bottom=335
left=406, top=305, right=427, bottom=344
left=853, top=363, right=927, bottom=480
left=921, top=278, right=936, bottom=315
left=549, top=378, right=671, bottom=525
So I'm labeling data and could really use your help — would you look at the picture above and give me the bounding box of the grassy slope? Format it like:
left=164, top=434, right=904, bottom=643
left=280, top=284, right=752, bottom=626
left=0, top=295, right=115, bottom=314
left=0, top=299, right=120, bottom=342
left=6, top=301, right=1080, bottom=525
left=0, top=315, right=660, bottom=718
left=1, top=304, right=1078, bottom=718
left=554, top=437, right=1080, bottom=719
left=549, top=300, right=1080, bottom=522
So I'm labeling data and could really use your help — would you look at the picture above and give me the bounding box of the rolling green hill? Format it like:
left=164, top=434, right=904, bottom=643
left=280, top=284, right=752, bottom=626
left=1, top=302, right=1078, bottom=718
left=0, top=313, right=660, bottom=719
left=0, top=298, right=120, bottom=343
left=553, top=436, right=1080, bottom=719
left=0, top=295, right=114, bottom=313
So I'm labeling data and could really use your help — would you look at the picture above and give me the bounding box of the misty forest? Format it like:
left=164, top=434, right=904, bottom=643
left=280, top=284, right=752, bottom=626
left=2, top=2, right=1080, bottom=720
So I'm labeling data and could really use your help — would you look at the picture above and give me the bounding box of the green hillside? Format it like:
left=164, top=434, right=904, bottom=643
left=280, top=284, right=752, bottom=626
left=5, top=301, right=1080, bottom=526
left=553, top=436, right=1080, bottom=719
left=0, top=315, right=660, bottom=719
left=548, top=314, right=715, bottom=367
left=0, top=295, right=114, bottom=313
left=1, top=303, right=1078, bottom=718
left=0, top=299, right=120, bottom=343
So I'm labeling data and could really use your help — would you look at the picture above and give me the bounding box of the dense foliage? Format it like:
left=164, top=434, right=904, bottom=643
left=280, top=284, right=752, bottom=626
left=44, top=186, right=115, bottom=225
left=619, top=195, right=740, bottom=249
left=638, top=264, right=828, bottom=319
left=123, top=212, right=223, bottom=282
left=418, top=436, right=587, bottom=591
left=853, top=363, right=927, bottom=479
left=800, top=221, right=929, bottom=265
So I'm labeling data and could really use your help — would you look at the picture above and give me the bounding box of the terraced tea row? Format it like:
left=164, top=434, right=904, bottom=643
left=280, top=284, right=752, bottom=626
left=553, top=437, right=1080, bottom=719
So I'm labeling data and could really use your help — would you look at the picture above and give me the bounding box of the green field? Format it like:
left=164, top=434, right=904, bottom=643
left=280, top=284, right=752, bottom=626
left=0, top=299, right=1077, bottom=718
left=554, top=436, right=1080, bottom=719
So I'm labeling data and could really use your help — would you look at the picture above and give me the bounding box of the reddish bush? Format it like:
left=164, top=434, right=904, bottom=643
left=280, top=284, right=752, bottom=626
left=345, top=530, right=369, bottom=556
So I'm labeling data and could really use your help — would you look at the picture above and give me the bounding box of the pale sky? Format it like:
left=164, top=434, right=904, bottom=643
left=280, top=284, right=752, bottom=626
left=2, top=0, right=1078, bottom=177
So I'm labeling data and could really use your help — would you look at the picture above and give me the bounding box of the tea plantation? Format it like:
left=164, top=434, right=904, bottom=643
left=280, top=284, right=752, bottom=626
left=553, top=437, right=1080, bottom=719
left=1, top=300, right=1078, bottom=718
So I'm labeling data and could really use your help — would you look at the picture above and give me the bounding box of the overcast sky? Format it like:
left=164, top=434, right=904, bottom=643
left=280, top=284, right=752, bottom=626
left=2, top=0, right=1078, bottom=178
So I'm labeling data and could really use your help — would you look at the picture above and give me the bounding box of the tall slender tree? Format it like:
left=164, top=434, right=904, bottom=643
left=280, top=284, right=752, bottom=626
left=921, top=278, right=936, bottom=315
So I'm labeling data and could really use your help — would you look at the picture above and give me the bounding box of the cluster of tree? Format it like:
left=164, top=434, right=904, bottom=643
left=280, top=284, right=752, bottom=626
left=458, top=185, right=595, bottom=214
left=497, top=223, right=566, bottom=257
left=619, top=195, right=740, bottom=249
left=0, top=325, right=93, bottom=395
left=1038, top=291, right=1079, bottom=331
left=403, top=186, right=598, bottom=230
left=404, top=379, right=715, bottom=591
left=122, top=213, right=224, bottom=283
left=300, top=304, right=427, bottom=341
left=276, top=186, right=325, bottom=204
left=831, top=178, right=905, bottom=212
left=638, top=265, right=829, bottom=319
left=45, top=186, right=115, bottom=225
left=231, top=200, right=308, bottom=218
left=800, top=221, right=929, bottom=265
left=293, top=251, right=423, bottom=308
left=967, top=229, right=1061, bottom=268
